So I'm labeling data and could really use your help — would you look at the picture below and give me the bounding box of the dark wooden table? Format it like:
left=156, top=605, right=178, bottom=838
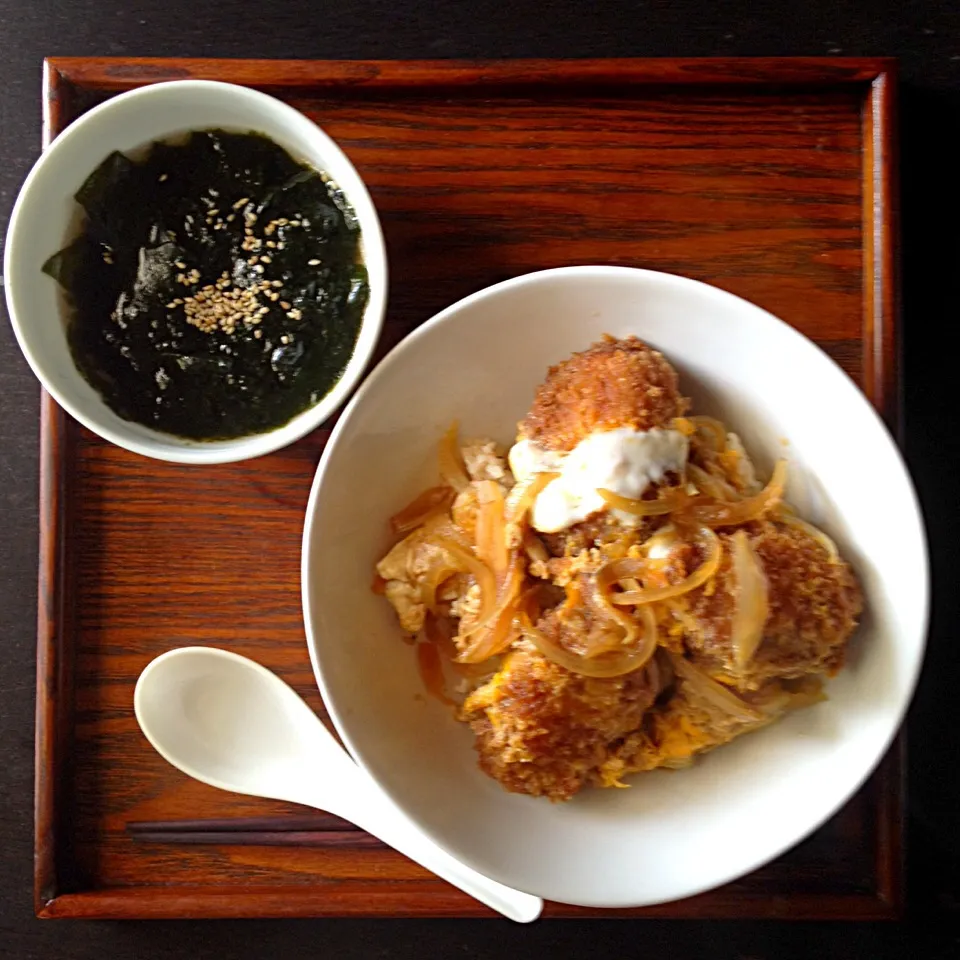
left=1, top=3, right=958, bottom=959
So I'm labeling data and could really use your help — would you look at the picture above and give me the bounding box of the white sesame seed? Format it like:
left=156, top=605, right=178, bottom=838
left=307, top=259, right=320, bottom=266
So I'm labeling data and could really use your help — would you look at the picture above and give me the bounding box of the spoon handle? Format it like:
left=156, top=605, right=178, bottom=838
left=286, top=715, right=542, bottom=921
left=340, top=786, right=542, bottom=923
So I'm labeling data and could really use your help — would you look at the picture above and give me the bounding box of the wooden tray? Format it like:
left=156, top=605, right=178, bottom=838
left=36, top=57, right=901, bottom=920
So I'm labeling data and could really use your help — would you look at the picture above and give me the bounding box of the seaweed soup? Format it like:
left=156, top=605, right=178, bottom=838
left=43, top=129, right=369, bottom=441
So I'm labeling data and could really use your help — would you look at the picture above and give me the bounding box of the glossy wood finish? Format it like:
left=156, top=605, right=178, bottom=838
left=36, top=56, right=900, bottom=920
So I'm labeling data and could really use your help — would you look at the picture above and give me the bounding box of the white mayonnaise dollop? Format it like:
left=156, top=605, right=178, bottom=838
left=508, top=427, right=689, bottom=534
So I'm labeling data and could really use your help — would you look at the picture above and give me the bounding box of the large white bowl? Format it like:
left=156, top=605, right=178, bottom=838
left=301, top=266, right=927, bottom=908
left=4, top=80, right=387, bottom=464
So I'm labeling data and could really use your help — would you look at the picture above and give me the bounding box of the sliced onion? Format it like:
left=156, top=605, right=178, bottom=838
left=433, top=534, right=497, bottom=629
left=438, top=421, right=470, bottom=492
left=601, top=526, right=722, bottom=606
left=457, top=549, right=526, bottom=662
left=523, top=530, right=549, bottom=565
left=416, top=641, right=457, bottom=707
left=588, top=579, right=641, bottom=654
left=419, top=559, right=462, bottom=613
left=457, top=606, right=520, bottom=664
left=679, top=459, right=787, bottom=528
left=730, top=530, right=770, bottom=668
left=518, top=591, right=658, bottom=678
left=474, top=480, right=509, bottom=575
left=596, top=556, right=644, bottom=584
left=666, top=650, right=762, bottom=721
left=690, top=416, right=728, bottom=452
left=592, top=590, right=657, bottom=664
left=389, top=485, right=456, bottom=535
left=777, top=512, right=841, bottom=564
left=687, top=463, right=738, bottom=502
left=597, top=485, right=690, bottom=517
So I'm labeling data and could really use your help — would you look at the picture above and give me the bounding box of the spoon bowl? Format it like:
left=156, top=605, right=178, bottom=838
left=134, top=646, right=542, bottom=923
left=135, top=646, right=349, bottom=807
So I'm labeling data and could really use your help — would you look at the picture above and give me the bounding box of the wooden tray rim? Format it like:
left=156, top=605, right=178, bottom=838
left=35, top=55, right=901, bottom=921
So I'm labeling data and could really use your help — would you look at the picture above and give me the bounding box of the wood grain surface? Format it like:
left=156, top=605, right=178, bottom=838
left=36, top=56, right=900, bottom=921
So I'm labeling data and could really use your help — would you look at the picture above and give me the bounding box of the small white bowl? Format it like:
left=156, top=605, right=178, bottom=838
left=4, top=80, right=387, bottom=464
left=302, top=265, right=928, bottom=908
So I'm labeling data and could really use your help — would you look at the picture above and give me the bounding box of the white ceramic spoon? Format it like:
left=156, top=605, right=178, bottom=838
left=133, top=646, right=542, bottom=923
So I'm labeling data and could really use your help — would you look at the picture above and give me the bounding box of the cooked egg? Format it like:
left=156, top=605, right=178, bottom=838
left=508, top=427, right=689, bottom=533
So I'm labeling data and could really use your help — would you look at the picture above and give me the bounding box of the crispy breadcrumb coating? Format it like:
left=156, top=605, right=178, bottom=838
left=518, top=335, right=688, bottom=452
left=462, top=644, right=663, bottom=801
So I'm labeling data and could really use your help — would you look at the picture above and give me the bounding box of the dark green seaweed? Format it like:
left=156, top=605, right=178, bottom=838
left=45, top=130, right=368, bottom=440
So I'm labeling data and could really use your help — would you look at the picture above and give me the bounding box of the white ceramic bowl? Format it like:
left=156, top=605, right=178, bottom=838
left=301, top=266, right=927, bottom=908
left=4, top=80, right=386, bottom=464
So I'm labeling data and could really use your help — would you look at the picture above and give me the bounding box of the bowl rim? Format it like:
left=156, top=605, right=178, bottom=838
left=3, top=79, right=387, bottom=465
left=301, top=264, right=929, bottom=906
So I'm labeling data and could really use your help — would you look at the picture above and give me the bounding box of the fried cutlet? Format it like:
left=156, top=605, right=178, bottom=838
left=518, top=335, right=688, bottom=452
left=681, top=520, right=863, bottom=691
left=461, top=644, right=663, bottom=801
